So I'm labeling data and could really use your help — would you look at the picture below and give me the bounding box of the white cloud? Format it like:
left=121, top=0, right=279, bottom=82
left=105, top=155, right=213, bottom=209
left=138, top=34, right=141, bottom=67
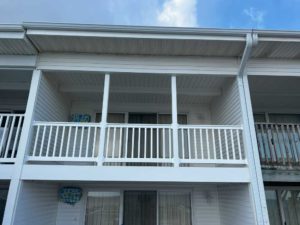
left=156, top=0, right=198, bottom=27
left=243, top=7, right=266, bottom=28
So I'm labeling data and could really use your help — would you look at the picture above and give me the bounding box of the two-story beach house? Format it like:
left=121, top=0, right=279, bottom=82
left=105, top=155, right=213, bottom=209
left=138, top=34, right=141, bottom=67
left=0, top=23, right=300, bottom=225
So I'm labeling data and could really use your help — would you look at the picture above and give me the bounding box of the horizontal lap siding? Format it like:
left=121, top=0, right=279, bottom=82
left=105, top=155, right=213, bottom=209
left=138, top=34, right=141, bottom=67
left=34, top=74, right=70, bottom=122
left=211, top=78, right=241, bottom=125
left=37, top=53, right=239, bottom=75
left=218, top=184, right=255, bottom=225
left=56, top=193, right=85, bottom=225
left=13, top=182, right=58, bottom=225
left=192, top=186, right=221, bottom=225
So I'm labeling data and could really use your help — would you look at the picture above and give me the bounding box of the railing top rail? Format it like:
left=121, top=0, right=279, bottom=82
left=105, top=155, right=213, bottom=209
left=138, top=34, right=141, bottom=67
left=33, top=121, right=102, bottom=127
left=0, top=113, right=25, bottom=117
left=178, top=124, right=243, bottom=129
left=255, top=122, right=300, bottom=126
left=107, top=123, right=172, bottom=128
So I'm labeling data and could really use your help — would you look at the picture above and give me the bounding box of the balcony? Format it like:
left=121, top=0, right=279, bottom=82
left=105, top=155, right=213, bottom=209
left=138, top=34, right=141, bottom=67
left=28, top=122, right=245, bottom=166
left=249, top=76, right=300, bottom=171
left=0, top=114, right=24, bottom=163
left=0, top=70, right=31, bottom=166
left=255, top=122, right=300, bottom=168
left=24, top=71, right=248, bottom=179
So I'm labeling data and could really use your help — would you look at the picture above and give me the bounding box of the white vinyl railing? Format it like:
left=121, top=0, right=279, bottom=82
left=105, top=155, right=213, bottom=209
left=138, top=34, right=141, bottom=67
left=29, top=122, right=246, bottom=166
left=28, top=122, right=100, bottom=162
left=104, top=124, right=173, bottom=164
left=178, top=125, right=245, bottom=164
left=0, top=114, right=24, bottom=163
left=255, top=123, right=300, bottom=167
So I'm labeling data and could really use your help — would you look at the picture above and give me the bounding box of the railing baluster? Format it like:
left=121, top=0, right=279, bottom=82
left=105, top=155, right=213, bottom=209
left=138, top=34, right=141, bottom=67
left=4, top=116, right=16, bottom=158
left=193, top=128, right=197, bottom=159
left=119, top=127, right=123, bottom=159
left=66, top=126, right=72, bottom=157
left=112, top=127, right=116, bottom=158
left=168, top=128, right=172, bottom=158
left=79, top=126, right=84, bottom=157
left=206, top=129, right=210, bottom=159
left=218, top=129, right=222, bottom=160
left=138, top=128, right=141, bottom=158
left=162, top=128, right=165, bottom=159
left=72, top=126, right=78, bottom=157
left=45, top=125, right=53, bottom=157
left=131, top=128, right=135, bottom=158
left=92, top=127, right=97, bottom=157
left=124, top=127, right=128, bottom=158
left=156, top=128, right=159, bottom=158
left=32, top=125, right=40, bottom=157
left=212, top=129, right=216, bottom=160
left=39, top=125, right=46, bottom=157
left=150, top=128, right=153, bottom=158
left=236, top=129, right=242, bottom=160
left=200, top=129, right=204, bottom=159
left=181, top=128, right=184, bottom=159
left=187, top=128, right=191, bottom=159
left=106, top=127, right=111, bottom=158
left=59, top=126, right=65, bottom=157
left=52, top=126, right=59, bottom=157
left=0, top=116, right=9, bottom=156
left=144, top=128, right=147, bottom=158
left=224, top=129, right=229, bottom=160
left=86, top=127, right=91, bottom=157
left=12, top=116, right=23, bottom=158
left=230, top=129, right=235, bottom=160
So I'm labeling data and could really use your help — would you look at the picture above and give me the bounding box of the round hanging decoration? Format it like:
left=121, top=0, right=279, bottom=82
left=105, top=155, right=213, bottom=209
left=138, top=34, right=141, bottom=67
left=58, top=187, right=82, bottom=205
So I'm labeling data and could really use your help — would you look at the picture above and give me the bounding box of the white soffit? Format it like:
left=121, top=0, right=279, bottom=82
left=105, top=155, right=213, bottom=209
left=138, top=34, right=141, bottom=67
left=0, top=25, right=36, bottom=55
left=24, top=23, right=247, bottom=57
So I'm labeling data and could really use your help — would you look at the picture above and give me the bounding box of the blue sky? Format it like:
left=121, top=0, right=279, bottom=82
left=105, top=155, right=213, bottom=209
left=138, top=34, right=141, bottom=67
left=0, top=0, right=300, bottom=30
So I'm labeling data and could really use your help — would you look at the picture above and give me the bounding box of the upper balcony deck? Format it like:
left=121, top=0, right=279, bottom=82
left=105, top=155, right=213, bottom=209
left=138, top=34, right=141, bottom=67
left=20, top=71, right=250, bottom=183
left=249, top=75, right=300, bottom=180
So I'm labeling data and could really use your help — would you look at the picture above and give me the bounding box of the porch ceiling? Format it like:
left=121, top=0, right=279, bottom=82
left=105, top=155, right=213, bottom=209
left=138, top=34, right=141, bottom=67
left=46, top=71, right=229, bottom=105
left=0, top=70, right=31, bottom=109
left=249, top=76, right=300, bottom=111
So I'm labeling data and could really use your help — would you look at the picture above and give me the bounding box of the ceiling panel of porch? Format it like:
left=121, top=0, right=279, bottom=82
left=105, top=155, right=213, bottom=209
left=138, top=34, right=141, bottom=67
left=249, top=76, right=300, bottom=111
left=0, top=70, right=31, bottom=110
left=47, top=72, right=229, bottom=105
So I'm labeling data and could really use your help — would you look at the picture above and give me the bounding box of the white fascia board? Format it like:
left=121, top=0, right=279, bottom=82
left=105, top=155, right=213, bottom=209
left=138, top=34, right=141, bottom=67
left=0, top=32, right=25, bottom=39
left=26, top=28, right=246, bottom=41
left=0, top=55, right=37, bottom=69
left=21, top=165, right=251, bottom=183
left=0, top=165, right=14, bottom=180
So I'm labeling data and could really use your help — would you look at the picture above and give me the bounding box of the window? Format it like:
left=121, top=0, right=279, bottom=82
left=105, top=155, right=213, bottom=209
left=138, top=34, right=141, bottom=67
left=85, top=191, right=192, bottom=225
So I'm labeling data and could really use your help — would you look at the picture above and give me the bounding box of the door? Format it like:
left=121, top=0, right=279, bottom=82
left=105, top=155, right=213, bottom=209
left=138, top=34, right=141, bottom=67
left=123, top=191, right=157, bottom=225
left=127, top=114, right=157, bottom=159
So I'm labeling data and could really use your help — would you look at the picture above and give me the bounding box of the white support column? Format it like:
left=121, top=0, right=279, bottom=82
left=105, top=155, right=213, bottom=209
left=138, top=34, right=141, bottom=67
left=98, top=73, right=110, bottom=166
left=3, top=69, right=42, bottom=225
left=171, top=75, right=180, bottom=167
left=238, top=75, right=270, bottom=225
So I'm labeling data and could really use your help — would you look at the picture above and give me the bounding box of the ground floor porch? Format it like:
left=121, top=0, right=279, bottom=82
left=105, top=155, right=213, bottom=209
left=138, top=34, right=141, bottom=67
left=13, top=181, right=256, bottom=225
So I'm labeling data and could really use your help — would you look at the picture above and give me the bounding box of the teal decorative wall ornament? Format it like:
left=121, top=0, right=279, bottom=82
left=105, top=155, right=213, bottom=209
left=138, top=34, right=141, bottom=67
left=71, top=114, right=91, bottom=122
left=58, top=187, right=82, bottom=205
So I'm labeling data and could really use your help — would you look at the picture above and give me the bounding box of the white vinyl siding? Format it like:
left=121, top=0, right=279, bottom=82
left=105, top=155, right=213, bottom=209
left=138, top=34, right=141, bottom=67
left=34, top=74, right=70, bottom=122
left=13, top=182, right=58, bottom=225
left=192, top=186, right=221, bottom=225
left=211, top=78, right=241, bottom=125
left=218, top=184, right=255, bottom=225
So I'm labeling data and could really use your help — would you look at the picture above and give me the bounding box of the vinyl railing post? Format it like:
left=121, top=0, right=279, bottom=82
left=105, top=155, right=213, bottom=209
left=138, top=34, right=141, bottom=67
left=98, top=73, right=110, bottom=166
left=171, top=76, right=180, bottom=167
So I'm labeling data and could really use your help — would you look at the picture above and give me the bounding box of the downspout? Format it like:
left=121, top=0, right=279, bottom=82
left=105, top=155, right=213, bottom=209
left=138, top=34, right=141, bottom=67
left=238, top=32, right=258, bottom=77
left=238, top=33, right=270, bottom=225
